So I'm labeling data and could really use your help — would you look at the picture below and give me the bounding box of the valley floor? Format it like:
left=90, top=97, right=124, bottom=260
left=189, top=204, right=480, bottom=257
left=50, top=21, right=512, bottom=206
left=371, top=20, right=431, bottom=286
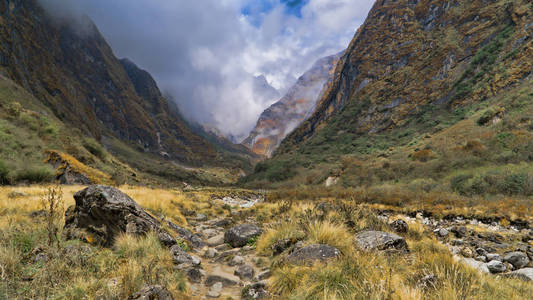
left=0, top=184, right=532, bottom=299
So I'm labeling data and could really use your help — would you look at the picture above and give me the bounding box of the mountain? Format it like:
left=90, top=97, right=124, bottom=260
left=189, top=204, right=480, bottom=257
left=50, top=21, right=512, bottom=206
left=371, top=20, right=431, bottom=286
left=243, top=53, right=341, bottom=157
left=0, top=0, right=216, bottom=165
left=253, top=75, right=281, bottom=106
left=245, top=0, right=533, bottom=186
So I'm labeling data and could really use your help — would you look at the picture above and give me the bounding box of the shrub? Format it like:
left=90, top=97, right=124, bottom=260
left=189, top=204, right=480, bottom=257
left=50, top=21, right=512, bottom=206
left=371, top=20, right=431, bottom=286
left=450, top=174, right=473, bottom=195
left=0, top=160, right=9, bottom=185
left=14, top=166, right=54, bottom=183
left=499, top=173, right=527, bottom=195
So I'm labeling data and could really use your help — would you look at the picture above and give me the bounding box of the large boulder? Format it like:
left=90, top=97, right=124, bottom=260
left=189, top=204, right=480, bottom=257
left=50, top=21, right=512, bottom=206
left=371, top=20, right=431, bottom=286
left=506, top=268, right=533, bottom=281
left=503, top=252, right=530, bottom=269
left=127, top=285, right=174, bottom=300
left=355, top=230, right=409, bottom=252
left=286, top=244, right=340, bottom=265
left=224, top=224, right=262, bottom=248
left=64, top=185, right=176, bottom=247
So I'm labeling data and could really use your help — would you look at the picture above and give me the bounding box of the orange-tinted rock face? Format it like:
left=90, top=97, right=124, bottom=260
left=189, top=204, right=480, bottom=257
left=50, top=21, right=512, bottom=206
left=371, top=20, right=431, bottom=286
left=278, top=0, right=533, bottom=154
left=0, top=0, right=216, bottom=164
left=243, top=53, right=341, bottom=157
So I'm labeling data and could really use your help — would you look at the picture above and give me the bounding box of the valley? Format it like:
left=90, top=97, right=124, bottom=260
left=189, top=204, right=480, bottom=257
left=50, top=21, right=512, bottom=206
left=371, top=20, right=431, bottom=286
left=0, top=0, right=532, bottom=299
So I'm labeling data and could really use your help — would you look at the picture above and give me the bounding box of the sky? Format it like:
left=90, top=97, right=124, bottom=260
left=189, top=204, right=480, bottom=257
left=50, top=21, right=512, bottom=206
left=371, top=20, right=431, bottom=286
left=39, top=0, right=375, bottom=142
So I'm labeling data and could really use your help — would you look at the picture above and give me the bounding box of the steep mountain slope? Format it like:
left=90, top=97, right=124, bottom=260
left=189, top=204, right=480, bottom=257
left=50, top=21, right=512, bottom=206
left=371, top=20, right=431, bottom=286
left=279, top=0, right=532, bottom=151
left=0, top=0, right=216, bottom=165
left=245, top=0, right=533, bottom=187
left=243, top=53, right=341, bottom=157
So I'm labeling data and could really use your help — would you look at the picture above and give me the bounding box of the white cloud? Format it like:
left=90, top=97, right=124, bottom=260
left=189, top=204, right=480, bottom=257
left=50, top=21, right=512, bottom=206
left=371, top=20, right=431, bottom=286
left=38, top=0, right=374, bottom=142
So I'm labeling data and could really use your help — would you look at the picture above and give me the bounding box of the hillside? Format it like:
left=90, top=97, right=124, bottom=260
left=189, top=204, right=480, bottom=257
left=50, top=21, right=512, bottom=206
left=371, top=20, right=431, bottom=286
left=0, top=0, right=217, bottom=165
left=242, top=53, right=341, bottom=157
left=246, top=0, right=533, bottom=188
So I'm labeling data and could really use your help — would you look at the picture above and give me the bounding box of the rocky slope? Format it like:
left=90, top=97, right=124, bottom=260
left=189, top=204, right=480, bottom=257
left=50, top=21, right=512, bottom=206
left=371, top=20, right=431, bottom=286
left=0, top=0, right=216, bottom=165
left=277, top=0, right=533, bottom=152
left=243, top=53, right=341, bottom=157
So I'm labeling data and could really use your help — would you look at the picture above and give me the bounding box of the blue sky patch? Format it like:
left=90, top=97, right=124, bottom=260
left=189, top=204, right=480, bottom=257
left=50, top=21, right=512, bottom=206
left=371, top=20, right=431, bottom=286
left=242, top=0, right=309, bottom=26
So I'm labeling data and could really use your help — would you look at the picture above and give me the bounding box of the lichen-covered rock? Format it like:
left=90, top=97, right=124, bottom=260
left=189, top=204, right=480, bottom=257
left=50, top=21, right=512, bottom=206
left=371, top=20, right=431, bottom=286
left=487, top=260, right=506, bottom=273
left=234, top=264, right=255, bottom=280
left=389, top=219, right=408, bottom=233
left=224, top=224, right=262, bottom=248
left=64, top=185, right=176, bottom=247
left=503, top=252, right=530, bottom=269
left=355, top=230, right=409, bottom=252
left=127, top=285, right=174, bottom=300
left=286, top=244, right=340, bottom=264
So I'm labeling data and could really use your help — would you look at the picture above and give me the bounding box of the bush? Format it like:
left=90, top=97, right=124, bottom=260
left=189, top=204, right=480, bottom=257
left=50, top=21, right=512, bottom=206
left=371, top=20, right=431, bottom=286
left=0, top=160, right=9, bottom=185
left=499, top=173, right=527, bottom=195
left=15, top=166, right=54, bottom=183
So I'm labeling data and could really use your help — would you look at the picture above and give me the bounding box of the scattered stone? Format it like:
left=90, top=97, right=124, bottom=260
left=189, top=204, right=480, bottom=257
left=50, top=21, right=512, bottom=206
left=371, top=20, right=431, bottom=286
left=224, top=224, right=262, bottom=248
left=487, top=260, right=506, bottom=273
left=242, top=245, right=254, bottom=252
left=254, top=270, right=272, bottom=281
left=206, top=282, right=223, bottom=298
left=203, top=228, right=218, bottom=238
left=195, top=213, right=207, bottom=222
left=355, top=231, right=409, bottom=252
left=486, top=253, right=502, bottom=262
left=460, top=257, right=489, bottom=273
left=209, top=218, right=233, bottom=228
left=242, top=282, right=270, bottom=299
left=461, top=247, right=473, bottom=258
left=475, top=256, right=487, bottom=262
left=186, top=267, right=206, bottom=283
left=64, top=185, right=175, bottom=247
left=205, top=270, right=240, bottom=287
left=167, top=221, right=204, bottom=249
left=286, top=244, right=340, bottom=265
left=475, top=248, right=487, bottom=256
left=229, top=255, right=245, bottom=266
left=389, top=219, right=408, bottom=233
left=204, top=248, right=218, bottom=259
left=450, top=226, right=467, bottom=238
left=272, top=238, right=298, bottom=255
left=170, top=245, right=200, bottom=266
left=215, top=244, right=232, bottom=252
left=434, top=228, right=449, bottom=237
left=503, top=252, right=530, bottom=269
left=234, top=264, right=255, bottom=280
left=127, top=285, right=174, bottom=300
left=451, top=239, right=464, bottom=246
left=206, top=234, right=225, bottom=247
left=506, top=268, right=533, bottom=281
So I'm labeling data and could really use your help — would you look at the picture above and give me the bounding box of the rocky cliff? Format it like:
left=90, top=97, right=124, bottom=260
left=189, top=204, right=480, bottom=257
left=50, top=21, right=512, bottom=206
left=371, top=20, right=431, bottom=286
left=0, top=0, right=216, bottom=164
left=243, top=53, right=341, bottom=157
left=277, top=0, right=533, bottom=153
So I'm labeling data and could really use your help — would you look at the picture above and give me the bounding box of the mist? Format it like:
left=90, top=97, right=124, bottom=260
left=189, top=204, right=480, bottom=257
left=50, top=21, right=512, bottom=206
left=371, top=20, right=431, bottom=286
left=38, top=0, right=374, bottom=142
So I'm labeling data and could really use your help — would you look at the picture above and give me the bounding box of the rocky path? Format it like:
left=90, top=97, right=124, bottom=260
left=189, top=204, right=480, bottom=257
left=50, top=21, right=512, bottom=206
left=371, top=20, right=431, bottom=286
left=171, top=207, right=270, bottom=299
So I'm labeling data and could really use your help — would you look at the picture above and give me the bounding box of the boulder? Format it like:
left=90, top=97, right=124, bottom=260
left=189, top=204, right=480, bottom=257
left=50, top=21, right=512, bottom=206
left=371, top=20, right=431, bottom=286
left=127, top=285, right=174, bottom=300
left=355, top=231, right=409, bottom=252
left=506, top=268, right=533, bottom=281
left=486, top=253, right=502, bottom=262
left=64, top=185, right=176, bottom=247
left=286, top=244, right=340, bottom=264
left=234, top=264, right=255, bottom=280
left=503, top=252, right=530, bottom=269
left=170, top=245, right=201, bottom=266
left=460, top=257, right=489, bottom=273
left=224, top=224, right=262, bottom=248
left=389, top=219, right=408, bottom=234
left=167, top=221, right=204, bottom=249
left=487, top=260, right=506, bottom=273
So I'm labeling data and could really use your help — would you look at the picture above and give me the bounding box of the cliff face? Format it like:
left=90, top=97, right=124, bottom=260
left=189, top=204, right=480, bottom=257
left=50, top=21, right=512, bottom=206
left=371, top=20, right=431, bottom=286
left=0, top=0, right=216, bottom=164
left=243, top=53, right=341, bottom=157
left=278, top=0, right=533, bottom=153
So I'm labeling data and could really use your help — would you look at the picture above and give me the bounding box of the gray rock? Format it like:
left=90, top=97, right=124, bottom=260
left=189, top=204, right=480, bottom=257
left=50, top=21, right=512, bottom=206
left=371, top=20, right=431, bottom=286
left=389, top=219, right=408, bottom=233
left=503, top=252, right=530, bottom=269
left=185, top=267, right=206, bottom=283
left=286, top=244, right=340, bottom=264
left=224, top=224, right=262, bottom=248
left=355, top=230, right=409, bottom=252
left=487, top=260, right=506, bottom=273
left=272, top=238, right=298, bottom=255
left=255, top=270, right=272, bottom=281
left=434, top=228, right=449, bottom=237
left=460, top=257, right=489, bottom=273
left=228, top=255, right=245, bottom=266
left=205, top=271, right=239, bottom=287
left=127, top=285, right=174, bottom=300
left=206, top=234, right=225, bottom=247
left=170, top=245, right=200, bottom=265
left=167, top=221, right=204, bottom=249
left=195, top=213, right=207, bottom=221
left=450, top=226, right=467, bottom=238
left=486, top=253, right=502, bottom=262
left=242, top=282, right=270, bottom=299
left=204, top=248, right=218, bottom=258
left=64, top=185, right=175, bottom=247
left=234, top=264, right=255, bottom=280
left=506, top=268, right=533, bottom=281
left=475, top=256, right=487, bottom=262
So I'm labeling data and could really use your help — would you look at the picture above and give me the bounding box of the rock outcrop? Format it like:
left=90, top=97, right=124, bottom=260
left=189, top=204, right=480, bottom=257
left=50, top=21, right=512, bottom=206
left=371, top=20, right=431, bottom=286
left=355, top=230, right=409, bottom=252
left=243, top=53, right=341, bottom=157
left=224, top=224, right=262, bottom=248
left=64, top=185, right=176, bottom=247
